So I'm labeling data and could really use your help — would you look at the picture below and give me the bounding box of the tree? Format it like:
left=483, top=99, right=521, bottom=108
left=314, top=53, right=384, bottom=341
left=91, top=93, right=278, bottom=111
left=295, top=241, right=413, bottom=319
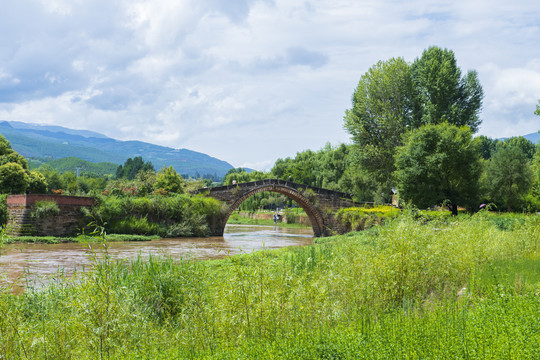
left=0, top=134, right=28, bottom=169
left=223, top=169, right=268, bottom=185
left=38, top=165, right=65, bottom=192
left=344, top=47, right=483, bottom=201
left=394, top=123, right=482, bottom=215
left=500, top=136, right=536, bottom=160
left=116, top=157, right=155, bottom=180
left=28, top=170, right=47, bottom=193
left=474, top=135, right=499, bottom=160
left=136, top=170, right=157, bottom=196
left=0, top=134, right=30, bottom=194
left=344, top=57, right=414, bottom=186
left=0, top=162, right=29, bottom=194
left=411, top=46, right=484, bottom=132
left=155, top=166, right=184, bottom=194
left=484, top=144, right=533, bottom=212
left=531, top=145, right=540, bottom=198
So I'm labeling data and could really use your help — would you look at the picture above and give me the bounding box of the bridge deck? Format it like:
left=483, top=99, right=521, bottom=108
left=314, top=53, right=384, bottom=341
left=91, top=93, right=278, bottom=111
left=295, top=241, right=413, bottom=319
left=194, top=178, right=354, bottom=200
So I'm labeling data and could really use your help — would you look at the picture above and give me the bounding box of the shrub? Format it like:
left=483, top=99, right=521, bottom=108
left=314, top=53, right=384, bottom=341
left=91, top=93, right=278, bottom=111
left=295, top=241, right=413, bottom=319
left=110, top=216, right=165, bottom=236
left=335, top=205, right=401, bottom=231
left=30, top=200, right=60, bottom=219
left=91, top=194, right=225, bottom=237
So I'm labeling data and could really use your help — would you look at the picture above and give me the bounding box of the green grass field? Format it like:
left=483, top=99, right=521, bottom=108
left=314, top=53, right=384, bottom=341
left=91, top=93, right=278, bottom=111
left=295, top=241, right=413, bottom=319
left=0, top=211, right=539, bottom=358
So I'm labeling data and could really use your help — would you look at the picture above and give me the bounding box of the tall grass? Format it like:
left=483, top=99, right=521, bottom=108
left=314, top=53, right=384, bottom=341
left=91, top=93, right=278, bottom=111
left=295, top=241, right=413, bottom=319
left=0, top=212, right=539, bottom=358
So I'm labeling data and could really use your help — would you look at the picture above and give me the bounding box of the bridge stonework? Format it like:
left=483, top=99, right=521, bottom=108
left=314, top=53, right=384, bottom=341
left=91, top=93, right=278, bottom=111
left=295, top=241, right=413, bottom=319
left=194, top=179, right=356, bottom=237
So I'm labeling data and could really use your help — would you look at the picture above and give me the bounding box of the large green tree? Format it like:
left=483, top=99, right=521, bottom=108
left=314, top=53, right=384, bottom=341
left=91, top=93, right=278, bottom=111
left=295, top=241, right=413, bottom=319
left=394, top=123, right=482, bottom=215
left=344, top=47, right=483, bottom=199
left=344, top=57, right=414, bottom=186
left=0, top=162, right=29, bottom=194
left=0, top=134, right=46, bottom=194
left=484, top=144, right=533, bottom=212
left=0, top=134, right=28, bottom=169
left=411, top=46, right=484, bottom=132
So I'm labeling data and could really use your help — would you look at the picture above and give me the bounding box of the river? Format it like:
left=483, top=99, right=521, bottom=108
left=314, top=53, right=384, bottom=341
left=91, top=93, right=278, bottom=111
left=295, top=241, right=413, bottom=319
left=0, top=224, right=313, bottom=287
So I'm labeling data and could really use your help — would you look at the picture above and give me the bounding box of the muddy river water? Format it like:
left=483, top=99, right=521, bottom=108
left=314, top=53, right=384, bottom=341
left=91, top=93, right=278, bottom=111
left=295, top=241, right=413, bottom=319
left=0, top=224, right=313, bottom=286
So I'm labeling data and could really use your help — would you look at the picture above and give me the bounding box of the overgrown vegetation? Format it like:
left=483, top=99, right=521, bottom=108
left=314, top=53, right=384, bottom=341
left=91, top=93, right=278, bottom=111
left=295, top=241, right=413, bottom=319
left=335, top=205, right=402, bottom=231
left=30, top=200, right=60, bottom=219
left=91, top=194, right=228, bottom=237
left=0, top=213, right=538, bottom=358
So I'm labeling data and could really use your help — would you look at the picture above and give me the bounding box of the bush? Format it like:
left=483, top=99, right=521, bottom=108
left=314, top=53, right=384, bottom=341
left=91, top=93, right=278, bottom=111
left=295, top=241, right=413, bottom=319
left=110, top=216, right=165, bottom=236
left=30, top=200, right=60, bottom=219
left=92, top=194, right=226, bottom=237
left=335, top=205, right=401, bottom=231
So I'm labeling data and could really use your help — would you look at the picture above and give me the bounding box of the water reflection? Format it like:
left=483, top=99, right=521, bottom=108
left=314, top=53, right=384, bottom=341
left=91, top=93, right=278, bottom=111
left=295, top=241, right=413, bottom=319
left=0, top=224, right=313, bottom=285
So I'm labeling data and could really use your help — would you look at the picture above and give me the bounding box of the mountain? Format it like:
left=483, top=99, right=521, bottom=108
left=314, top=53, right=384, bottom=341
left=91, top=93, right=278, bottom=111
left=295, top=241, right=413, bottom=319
left=0, top=121, right=233, bottom=177
left=523, top=132, right=540, bottom=144
left=499, top=131, right=540, bottom=144
left=28, top=157, right=119, bottom=177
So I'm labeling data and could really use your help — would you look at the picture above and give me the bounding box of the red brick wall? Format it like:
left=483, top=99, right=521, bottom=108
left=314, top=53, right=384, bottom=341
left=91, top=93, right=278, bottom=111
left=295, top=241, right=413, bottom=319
left=7, top=194, right=95, bottom=206
left=6, top=194, right=95, bottom=237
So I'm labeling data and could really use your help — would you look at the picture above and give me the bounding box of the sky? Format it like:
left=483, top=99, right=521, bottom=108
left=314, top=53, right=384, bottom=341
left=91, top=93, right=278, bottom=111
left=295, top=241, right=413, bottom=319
left=1, top=0, right=539, bottom=170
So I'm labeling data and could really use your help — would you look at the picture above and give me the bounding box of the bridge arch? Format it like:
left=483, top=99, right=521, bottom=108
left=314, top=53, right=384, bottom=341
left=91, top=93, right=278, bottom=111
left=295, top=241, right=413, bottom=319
left=194, top=179, right=357, bottom=237
left=223, top=184, right=326, bottom=237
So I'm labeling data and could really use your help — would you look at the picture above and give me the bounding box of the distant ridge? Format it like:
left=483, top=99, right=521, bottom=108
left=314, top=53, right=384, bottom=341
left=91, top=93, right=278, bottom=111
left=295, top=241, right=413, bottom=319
left=0, top=121, right=233, bottom=177
left=523, top=132, right=540, bottom=144
left=499, top=131, right=540, bottom=144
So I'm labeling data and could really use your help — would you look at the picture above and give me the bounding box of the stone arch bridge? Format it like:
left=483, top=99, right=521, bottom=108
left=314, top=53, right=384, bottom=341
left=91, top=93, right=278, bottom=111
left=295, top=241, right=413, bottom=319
left=193, top=179, right=357, bottom=237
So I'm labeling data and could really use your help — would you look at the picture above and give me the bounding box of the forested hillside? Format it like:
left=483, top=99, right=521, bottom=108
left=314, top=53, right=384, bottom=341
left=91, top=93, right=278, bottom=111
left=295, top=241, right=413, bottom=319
left=0, top=121, right=233, bottom=177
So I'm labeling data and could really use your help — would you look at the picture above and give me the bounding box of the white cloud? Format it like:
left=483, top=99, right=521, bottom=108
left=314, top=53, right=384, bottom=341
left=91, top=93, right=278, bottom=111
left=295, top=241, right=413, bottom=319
left=1, top=0, right=540, bottom=169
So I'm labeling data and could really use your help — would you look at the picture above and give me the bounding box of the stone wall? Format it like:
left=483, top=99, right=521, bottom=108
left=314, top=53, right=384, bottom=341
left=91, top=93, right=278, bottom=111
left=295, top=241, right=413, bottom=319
left=6, top=194, right=95, bottom=237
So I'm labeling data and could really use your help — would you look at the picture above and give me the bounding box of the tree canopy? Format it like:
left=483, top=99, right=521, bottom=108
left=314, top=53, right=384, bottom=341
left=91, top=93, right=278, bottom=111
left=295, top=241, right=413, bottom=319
left=394, top=123, right=482, bottom=215
left=483, top=143, right=533, bottom=212
left=411, top=46, right=483, bottom=132
left=155, top=166, right=185, bottom=194
left=343, top=57, right=414, bottom=185
left=116, top=157, right=155, bottom=180
left=344, top=46, right=484, bottom=194
left=0, top=134, right=47, bottom=194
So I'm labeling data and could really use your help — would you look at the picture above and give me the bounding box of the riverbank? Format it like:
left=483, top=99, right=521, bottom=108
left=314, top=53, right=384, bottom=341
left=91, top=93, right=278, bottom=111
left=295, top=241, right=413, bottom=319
left=2, top=233, right=160, bottom=244
left=0, top=211, right=538, bottom=358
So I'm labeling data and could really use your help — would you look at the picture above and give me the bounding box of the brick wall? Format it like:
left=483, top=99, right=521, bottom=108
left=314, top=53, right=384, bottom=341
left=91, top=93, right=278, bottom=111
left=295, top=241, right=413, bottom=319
left=6, top=194, right=95, bottom=237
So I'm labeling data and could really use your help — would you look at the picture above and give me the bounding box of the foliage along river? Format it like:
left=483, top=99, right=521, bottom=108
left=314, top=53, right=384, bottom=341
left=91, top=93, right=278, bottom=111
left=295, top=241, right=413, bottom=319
left=0, top=224, right=313, bottom=287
